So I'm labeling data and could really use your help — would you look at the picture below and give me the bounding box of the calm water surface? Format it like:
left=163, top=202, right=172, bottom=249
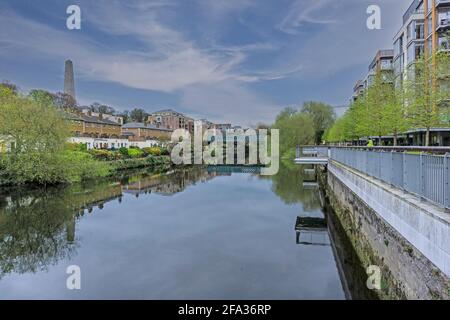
left=0, top=164, right=369, bottom=299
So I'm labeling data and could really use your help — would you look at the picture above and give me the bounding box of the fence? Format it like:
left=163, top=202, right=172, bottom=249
left=328, top=147, right=450, bottom=210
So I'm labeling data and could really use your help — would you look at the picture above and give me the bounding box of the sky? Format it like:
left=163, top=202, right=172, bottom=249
left=0, top=0, right=411, bottom=126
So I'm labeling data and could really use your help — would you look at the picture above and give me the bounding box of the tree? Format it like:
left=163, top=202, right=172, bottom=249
left=28, top=89, right=55, bottom=107
left=272, top=107, right=315, bottom=158
left=89, top=102, right=115, bottom=114
left=404, top=50, right=449, bottom=146
left=300, top=101, right=335, bottom=144
left=0, top=81, right=18, bottom=94
left=381, top=83, right=408, bottom=145
left=130, top=108, right=147, bottom=122
left=364, top=74, right=391, bottom=144
left=53, top=92, right=77, bottom=111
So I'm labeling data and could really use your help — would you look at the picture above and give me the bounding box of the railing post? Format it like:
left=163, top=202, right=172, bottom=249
left=445, top=153, right=449, bottom=209
left=402, top=151, right=406, bottom=190
left=391, top=150, right=394, bottom=186
left=420, top=152, right=425, bottom=198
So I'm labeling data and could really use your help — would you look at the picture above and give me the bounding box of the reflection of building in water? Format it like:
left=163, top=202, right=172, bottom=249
left=0, top=167, right=222, bottom=278
left=295, top=216, right=331, bottom=246
left=122, top=168, right=223, bottom=197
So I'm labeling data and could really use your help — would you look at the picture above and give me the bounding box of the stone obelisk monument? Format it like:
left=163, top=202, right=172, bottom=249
left=64, top=59, right=76, bottom=100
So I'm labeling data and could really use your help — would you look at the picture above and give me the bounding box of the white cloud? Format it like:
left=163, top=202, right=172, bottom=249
left=277, top=0, right=337, bottom=35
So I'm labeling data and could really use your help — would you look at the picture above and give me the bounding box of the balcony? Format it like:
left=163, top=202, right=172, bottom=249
left=436, top=0, right=450, bottom=8
left=436, top=18, right=449, bottom=32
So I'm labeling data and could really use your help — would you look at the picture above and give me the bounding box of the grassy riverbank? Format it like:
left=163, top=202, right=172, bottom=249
left=0, top=147, right=173, bottom=187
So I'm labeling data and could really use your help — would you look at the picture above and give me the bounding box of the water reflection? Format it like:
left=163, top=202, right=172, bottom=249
left=0, top=167, right=220, bottom=280
left=0, top=163, right=373, bottom=299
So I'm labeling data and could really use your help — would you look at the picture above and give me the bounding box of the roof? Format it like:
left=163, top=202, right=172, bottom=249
left=122, top=122, right=173, bottom=131
left=149, top=109, right=186, bottom=117
left=65, top=112, right=121, bottom=126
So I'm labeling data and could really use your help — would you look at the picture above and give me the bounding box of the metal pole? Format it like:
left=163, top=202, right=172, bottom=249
left=445, top=153, right=449, bottom=209
left=420, top=152, right=425, bottom=198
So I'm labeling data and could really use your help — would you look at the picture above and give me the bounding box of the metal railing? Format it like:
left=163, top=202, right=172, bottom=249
left=328, top=147, right=450, bottom=209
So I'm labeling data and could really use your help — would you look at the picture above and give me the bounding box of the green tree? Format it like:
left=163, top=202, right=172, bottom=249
left=381, top=84, right=408, bottom=145
left=29, top=89, right=55, bottom=107
left=130, top=108, right=147, bottom=122
left=272, top=107, right=315, bottom=159
left=0, top=84, right=110, bottom=185
left=53, top=92, right=77, bottom=111
left=404, top=50, right=450, bottom=145
left=300, top=101, right=335, bottom=144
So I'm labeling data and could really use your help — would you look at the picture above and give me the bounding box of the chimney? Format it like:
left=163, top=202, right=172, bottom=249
left=64, top=60, right=76, bottom=100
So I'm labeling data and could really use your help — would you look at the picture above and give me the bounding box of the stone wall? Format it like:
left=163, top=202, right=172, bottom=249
left=318, top=162, right=449, bottom=299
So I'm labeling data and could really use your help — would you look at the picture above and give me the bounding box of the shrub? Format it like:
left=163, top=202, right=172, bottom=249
left=127, top=148, right=144, bottom=158
left=119, top=147, right=129, bottom=158
left=66, top=142, right=87, bottom=152
left=88, top=149, right=118, bottom=161
left=60, top=151, right=111, bottom=182
left=142, top=147, right=161, bottom=156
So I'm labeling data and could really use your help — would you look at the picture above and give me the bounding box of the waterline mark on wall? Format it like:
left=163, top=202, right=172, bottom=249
left=170, top=121, right=279, bottom=176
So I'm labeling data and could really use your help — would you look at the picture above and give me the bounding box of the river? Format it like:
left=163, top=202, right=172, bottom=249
left=0, top=163, right=373, bottom=299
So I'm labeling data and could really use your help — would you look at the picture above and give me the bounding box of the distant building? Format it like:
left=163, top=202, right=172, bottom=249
left=66, top=112, right=122, bottom=139
left=122, top=122, right=173, bottom=141
left=351, top=80, right=365, bottom=102
left=81, top=109, right=123, bottom=125
left=350, top=49, right=394, bottom=103
left=148, top=109, right=194, bottom=133
left=213, top=123, right=232, bottom=131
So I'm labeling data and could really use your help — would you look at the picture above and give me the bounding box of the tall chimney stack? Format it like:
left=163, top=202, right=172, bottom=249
left=64, top=60, right=76, bottom=100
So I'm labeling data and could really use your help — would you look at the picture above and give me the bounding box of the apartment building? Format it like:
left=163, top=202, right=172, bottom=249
left=350, top=49, right=394, bottom=103
left=147, top=109, right=194, bottom=133
left=351, top=80, right=365, bottom=102
left=122, top=122, right=173, bottom=141
left=425, top=0, right=450, bottom=53
left=393, top=0, right=449, bottom=87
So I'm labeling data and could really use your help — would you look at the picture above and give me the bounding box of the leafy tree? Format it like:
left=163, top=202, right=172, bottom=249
left=53, top=92, right=77, bottom=111
left=300, top=101, right=335, bottom=144
left=89, top=102, right=115, bottom=114
left=0, top=81, right=18, bottom=94
left=404, top=50, right=449, bottom=145
left=0, top=85, right=110, bottom=185
left=28, top=89, right=55, bottom=107
left=272, top=107, right=315, bottom=158
left=130, top=108, right=147, bottom=122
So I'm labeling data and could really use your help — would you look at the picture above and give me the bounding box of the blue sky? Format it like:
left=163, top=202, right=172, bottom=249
left=0, top=0, right=411, bottom=126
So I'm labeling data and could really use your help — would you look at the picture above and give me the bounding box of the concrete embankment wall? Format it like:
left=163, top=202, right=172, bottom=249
left=318, top=160, right=449, bottom=300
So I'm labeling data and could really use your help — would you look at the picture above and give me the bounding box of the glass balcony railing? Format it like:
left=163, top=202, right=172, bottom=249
left=436, top=0, right=450, bottom=8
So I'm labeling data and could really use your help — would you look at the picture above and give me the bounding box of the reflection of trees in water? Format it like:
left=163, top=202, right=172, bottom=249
left=0, top=166, right=219, bottom=278
left=262, top=161, right=321, bottom=211
left=0, top=189, right=78, bottom=279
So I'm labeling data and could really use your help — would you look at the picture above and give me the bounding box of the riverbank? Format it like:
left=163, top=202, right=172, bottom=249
left=0, top=154, right=173, bottom=188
